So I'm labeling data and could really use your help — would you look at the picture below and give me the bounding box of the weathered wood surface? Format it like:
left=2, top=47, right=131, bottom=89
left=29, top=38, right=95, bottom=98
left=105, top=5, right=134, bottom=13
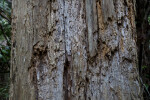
left=10, top=0, right=142, bottom=100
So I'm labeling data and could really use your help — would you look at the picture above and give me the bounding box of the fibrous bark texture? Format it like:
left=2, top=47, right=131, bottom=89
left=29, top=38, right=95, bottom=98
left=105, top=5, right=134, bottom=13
left=10, top=0, right=142, bottom=100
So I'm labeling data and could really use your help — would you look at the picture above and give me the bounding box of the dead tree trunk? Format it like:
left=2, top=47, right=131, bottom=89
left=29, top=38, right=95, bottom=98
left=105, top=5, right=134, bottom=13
left=10, top=0, right=142, bottom=100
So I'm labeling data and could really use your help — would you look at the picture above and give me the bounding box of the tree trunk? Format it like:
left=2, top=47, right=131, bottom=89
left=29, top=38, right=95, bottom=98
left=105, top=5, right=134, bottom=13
left=10, top=0, right=142, bottom=100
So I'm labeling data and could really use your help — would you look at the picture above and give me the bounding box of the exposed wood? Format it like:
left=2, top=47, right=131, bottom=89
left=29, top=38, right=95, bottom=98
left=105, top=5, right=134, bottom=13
left=10, top=0, right=142, bottom=100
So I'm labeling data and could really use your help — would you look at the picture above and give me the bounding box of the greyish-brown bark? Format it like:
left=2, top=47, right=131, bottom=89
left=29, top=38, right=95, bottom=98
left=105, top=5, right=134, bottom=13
left=10, top=0, right=142, bottom=100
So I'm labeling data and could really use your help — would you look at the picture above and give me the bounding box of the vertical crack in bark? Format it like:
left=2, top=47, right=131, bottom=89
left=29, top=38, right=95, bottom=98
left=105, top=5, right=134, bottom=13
left=62, top=0, right=70, bottom=99
left=64, top=58, right=70, bottom=100
left=84, top=1, right=88, bottom=99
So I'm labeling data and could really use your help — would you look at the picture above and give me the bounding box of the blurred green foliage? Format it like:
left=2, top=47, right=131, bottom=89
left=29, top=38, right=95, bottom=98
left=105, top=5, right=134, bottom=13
left=0, top=0, right=11, bottom=99
left=0, top=81, right=9, bottom=100
left=0, top=0, right=11, bottom=68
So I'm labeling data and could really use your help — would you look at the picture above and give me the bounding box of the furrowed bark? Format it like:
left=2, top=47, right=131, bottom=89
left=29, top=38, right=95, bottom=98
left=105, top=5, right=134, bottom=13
left=10, top=0, right=142, bottom=100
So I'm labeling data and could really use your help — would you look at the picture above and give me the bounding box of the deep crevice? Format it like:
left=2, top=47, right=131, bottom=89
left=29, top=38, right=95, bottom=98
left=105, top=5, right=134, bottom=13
left=63, top=57, right=71, bottom=100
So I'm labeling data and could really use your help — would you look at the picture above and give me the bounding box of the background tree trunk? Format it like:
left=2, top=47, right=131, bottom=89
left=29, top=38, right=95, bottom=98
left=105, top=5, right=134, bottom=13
left=136, top=0, right=150, bottom=99
left=10, top=0, right=142, bottom=100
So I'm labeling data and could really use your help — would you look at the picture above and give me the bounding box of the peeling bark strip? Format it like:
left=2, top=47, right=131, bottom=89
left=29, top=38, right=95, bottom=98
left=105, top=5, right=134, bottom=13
left=10, top=0, right=142, bottom=100
left=86, top=0, right=98, bottom=57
